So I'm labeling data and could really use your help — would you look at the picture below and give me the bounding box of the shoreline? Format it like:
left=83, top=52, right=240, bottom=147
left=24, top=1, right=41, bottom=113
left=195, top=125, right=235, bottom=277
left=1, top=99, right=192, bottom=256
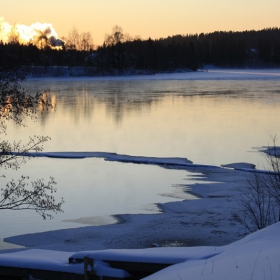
left=2, top=164, right=252, bottom=252
left=23, top=68, right=280, bottom=82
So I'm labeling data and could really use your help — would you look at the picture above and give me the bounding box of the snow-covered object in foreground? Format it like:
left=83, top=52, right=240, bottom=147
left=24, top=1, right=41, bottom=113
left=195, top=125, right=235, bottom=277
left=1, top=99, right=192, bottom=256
left=0, top=249, right=130, bottom=278
left=144, top=222, right=280, bottom=280
left=0, top=250, right=83, bottom=274
left=1, top=222, right=280, bottom=280
left=69, top=246, right=222, bottom=265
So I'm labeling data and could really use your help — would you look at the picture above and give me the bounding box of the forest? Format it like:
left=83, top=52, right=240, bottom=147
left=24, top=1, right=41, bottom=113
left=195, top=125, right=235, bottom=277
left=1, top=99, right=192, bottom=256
left=1, top=27, right=280, bottom=76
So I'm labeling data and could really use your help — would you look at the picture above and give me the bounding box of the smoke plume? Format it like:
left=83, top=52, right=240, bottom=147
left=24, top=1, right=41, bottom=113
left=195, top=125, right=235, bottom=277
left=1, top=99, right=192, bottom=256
left=0, top=18, right=64, bottom=49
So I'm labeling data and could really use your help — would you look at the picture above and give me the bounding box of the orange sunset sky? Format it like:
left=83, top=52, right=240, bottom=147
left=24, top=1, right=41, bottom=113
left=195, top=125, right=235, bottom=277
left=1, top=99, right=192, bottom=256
left=1, top=0, right=280, bottom=46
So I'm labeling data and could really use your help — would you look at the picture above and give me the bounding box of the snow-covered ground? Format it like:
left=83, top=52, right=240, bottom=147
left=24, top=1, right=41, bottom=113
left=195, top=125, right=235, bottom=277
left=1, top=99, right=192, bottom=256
left=2, top=220, right=280, bottom=280
left=0, top=214, right=279, bottom=280
left=147, top=222, right=280, bottom=280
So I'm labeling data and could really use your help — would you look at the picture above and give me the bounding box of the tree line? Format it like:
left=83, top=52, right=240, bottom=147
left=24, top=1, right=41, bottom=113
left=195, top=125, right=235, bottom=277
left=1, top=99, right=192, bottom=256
left=1, top=26, right=280, bottom=76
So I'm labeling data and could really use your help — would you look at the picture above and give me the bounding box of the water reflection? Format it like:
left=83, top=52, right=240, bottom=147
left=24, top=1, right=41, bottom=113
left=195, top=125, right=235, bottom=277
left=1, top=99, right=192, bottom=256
left=51, top=81, right=161, bottom=125
left=0, top=158, right=195, bottom=242
left=2, top=77, right=280, bottom=247
left=16, top=79, right=280, bottom=167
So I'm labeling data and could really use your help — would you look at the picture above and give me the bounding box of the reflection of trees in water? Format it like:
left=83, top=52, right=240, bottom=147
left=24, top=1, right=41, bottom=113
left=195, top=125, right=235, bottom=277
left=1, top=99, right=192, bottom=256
left=31, top=79, right=280, bottom=127
left=102, top=91, right=160, bottom=124
left=37, top=84, right=163, bottom=125
left=37, top=94, right=56, bottom=126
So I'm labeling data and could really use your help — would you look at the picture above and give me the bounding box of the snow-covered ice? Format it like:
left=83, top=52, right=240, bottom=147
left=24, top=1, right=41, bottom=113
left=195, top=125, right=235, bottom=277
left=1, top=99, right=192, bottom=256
left=221, top=162, right=256, bottom=170
left=0, top=149, right=279, bottom=278
left=3, top=152, right=268, bottom=252
left=21, top=151, right=194, bottom=166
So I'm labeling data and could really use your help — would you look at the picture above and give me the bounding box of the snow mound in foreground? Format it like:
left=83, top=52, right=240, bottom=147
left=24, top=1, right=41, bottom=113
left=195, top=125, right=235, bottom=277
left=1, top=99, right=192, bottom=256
left=1, top=222, right=279, bottom=280
left=144, top=222, right=280, bottom=280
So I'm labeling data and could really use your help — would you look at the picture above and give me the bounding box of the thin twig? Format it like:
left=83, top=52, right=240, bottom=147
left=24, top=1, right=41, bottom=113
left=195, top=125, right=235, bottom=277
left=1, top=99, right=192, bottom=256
left=177, top=273, right=183, bottom=280
left=212, top=256, right=215, bottom=273
left=250, top=250, right=261, bottom=280
left=267, top=257, right=272, bottom=280
left=201, top=259, right=207, bottom=277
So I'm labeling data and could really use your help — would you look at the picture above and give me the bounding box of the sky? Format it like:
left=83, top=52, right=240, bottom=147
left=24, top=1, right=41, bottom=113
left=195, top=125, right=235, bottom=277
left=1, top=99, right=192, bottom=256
left=1, top=0, right=280, bottom=46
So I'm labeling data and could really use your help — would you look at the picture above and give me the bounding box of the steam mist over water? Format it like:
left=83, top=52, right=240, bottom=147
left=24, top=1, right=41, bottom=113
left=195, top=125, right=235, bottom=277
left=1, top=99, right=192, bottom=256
left=0, top=17, right=64, bottom=49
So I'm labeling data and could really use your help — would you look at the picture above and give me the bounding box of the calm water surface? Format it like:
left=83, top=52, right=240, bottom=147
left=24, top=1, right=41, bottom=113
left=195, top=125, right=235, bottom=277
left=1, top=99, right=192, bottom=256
left=18, top=78, right=280, bottom=166
left=1, top=74, right=280, bottom=247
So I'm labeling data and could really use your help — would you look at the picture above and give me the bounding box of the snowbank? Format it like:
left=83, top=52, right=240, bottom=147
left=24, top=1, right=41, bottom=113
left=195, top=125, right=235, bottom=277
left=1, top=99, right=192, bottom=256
left=69, top=246, right=222, bottom=265
left=144, top=222, right=280, bottom=280
left=0, top=249, right=83, bottom=274
left=0, top=222, right=280, bottom=280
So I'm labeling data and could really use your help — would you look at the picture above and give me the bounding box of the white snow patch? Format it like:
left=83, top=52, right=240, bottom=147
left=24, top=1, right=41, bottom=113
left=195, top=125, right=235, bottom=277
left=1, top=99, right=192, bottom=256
left=22, top=151, right=195, bottom=166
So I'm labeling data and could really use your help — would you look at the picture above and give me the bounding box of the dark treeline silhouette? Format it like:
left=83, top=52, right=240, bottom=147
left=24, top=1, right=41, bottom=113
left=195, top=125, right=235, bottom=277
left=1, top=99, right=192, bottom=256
left=1, top=27, right=280, bottom=76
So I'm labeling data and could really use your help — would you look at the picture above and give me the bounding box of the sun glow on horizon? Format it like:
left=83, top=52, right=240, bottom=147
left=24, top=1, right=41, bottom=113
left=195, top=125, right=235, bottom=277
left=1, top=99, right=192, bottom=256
left=1, top=0, right=280, bottom=46
left=1, top=0, right=280, bottom=47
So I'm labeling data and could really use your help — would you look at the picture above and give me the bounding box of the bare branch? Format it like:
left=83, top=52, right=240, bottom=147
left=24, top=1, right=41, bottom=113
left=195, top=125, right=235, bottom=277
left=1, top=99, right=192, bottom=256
left=232, top=136, right=280, bottom=233
left=0, top=48, right=64, bottom=219
left=0, top=176, right=64, bottom=219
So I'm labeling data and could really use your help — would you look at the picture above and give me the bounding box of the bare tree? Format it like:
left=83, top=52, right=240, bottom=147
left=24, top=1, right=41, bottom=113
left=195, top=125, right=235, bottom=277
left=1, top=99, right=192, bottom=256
left=66, top=26, right=80, bottom=50
left=65, top=27, right=94, bottom=51
left=104, top=25, right=127, bottom=46
left=263, top=136, right=280, bottom=206
left=232, top=172, right=279, bottom=233
left=7, top=25, right=20, bottom=44
left=80, top=31, right=94, bottom=51
left=0, top=48, right=64, bottom=219
left=232, top=136, right=280, bottom=232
